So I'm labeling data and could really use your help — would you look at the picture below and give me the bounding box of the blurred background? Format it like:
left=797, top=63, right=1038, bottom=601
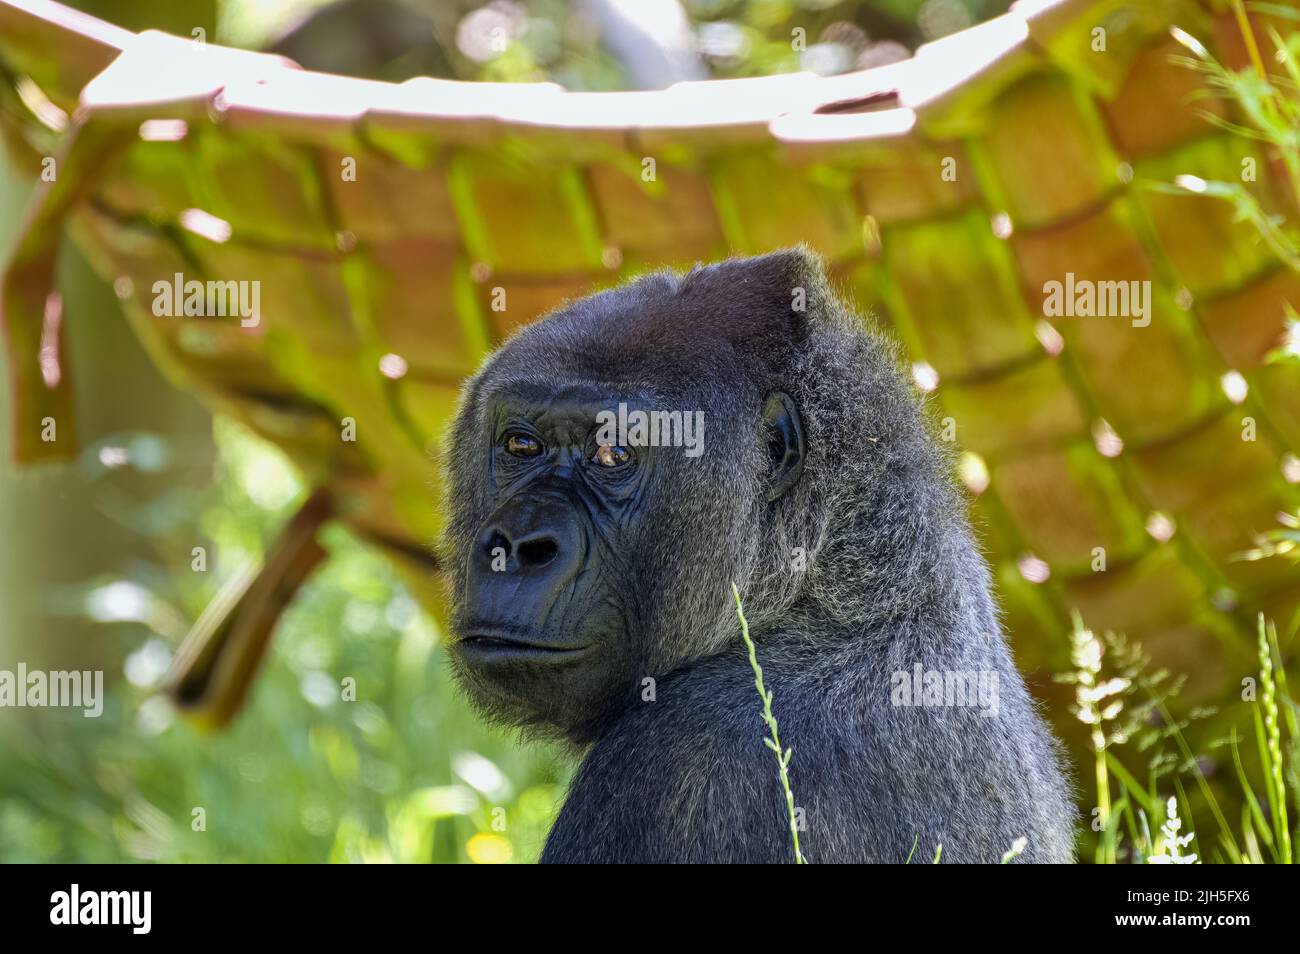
left=0, top=0, right=1014, bottom=866
left=1, top=0, right=1297, bottom=864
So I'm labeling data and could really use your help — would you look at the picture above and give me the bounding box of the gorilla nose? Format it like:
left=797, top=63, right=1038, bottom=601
left=466, top=496, right=586, bottom=637
left=480, top=525, right=561, bottom=572
left=470, top=495, right=584, bottom=582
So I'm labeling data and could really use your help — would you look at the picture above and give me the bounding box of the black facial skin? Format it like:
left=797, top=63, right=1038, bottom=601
left=455, top=383, right=653, bottom=735
left=441, top=248, right=1076, bottom=863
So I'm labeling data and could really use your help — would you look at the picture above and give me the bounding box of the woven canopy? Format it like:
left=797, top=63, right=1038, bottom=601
left=2, top=0, right=1298, bottom=719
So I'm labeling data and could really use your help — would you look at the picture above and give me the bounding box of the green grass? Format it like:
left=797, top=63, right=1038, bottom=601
left=1064, top=613, right=1299, bottom=864
left=1166, top=3, right=1300, bottom=269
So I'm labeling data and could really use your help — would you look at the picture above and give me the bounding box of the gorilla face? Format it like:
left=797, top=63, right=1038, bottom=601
left=443, top=258, right=810, bottom=743
left=453, top=382, right=655, bottom=734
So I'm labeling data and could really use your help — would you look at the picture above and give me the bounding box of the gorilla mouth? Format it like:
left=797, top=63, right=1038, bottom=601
left=457, top=629, right=590, bottom=663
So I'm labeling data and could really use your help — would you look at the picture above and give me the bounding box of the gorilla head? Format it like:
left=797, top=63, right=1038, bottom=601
left=443, top=248, right=910, bottom=742
left=443, top=251, right=818, bottom=733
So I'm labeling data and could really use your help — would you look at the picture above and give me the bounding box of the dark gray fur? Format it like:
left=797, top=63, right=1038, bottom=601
left=441, top=247, right=1076, bottom=863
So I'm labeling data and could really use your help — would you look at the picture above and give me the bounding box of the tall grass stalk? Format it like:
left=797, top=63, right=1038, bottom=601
left=1257, top=614, right=1293, bottom=862
left=732, top=583, right=806, bottom=864
left=1059, top=614, right=1125, bottom=863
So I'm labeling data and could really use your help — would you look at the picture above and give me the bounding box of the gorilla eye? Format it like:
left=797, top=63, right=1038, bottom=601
left=505, top=433, right=543, bottom=458
left=592, top=443, right=631, bottom=468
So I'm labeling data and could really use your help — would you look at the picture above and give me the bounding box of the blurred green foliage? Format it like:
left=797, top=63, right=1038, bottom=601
left=0, top=421, right=568, bottom=863
left=65, top=0, right=1015, bottom=89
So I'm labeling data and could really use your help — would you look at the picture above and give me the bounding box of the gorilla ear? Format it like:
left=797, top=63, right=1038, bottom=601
left=762, top=391, right=805, bottom=501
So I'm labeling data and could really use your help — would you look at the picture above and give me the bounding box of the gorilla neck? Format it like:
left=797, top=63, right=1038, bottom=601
left=786, top=456, right=994, bottom=641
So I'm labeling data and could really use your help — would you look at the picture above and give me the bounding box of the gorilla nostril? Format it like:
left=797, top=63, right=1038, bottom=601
left=517, top=537, right=559, bottom=568
left=485, top=530, right=511, bottom=562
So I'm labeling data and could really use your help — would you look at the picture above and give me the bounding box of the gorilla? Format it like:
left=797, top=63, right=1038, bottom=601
left=441, top=247, right=1075, bottom=863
